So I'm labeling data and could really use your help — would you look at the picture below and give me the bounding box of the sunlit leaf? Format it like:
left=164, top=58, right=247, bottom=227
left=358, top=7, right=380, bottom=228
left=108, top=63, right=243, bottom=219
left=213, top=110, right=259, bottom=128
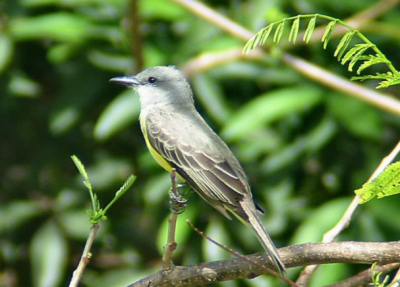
left=0, top=33, right=13, bottom=74
left=192, top=73, right=231, bottom=125
left=0, top=201, right=41, bottom=232
left=328, top=92, right=382, bottom=140
left=355, top=162, right=400, bottom=204
left=10, top=13, right=93, bottom=43
left=303, top=15, right=316, bottom=43
left=322, top=20, right=337, bottom=49
left=222, top=87, right=322, bottom=141
left=289, top=16, right=300, bottom=43
left=49, top=106, right=80, bottom=135
left=290, top=198, right=350, bottom=244
left=30, top=221, right=68, bottom=287
left=94, top=89, right=140, bottom=141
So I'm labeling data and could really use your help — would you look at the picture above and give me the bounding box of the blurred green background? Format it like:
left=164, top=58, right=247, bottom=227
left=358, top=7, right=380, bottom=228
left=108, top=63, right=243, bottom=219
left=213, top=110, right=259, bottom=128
left=1, top=0, right=400, bottom=286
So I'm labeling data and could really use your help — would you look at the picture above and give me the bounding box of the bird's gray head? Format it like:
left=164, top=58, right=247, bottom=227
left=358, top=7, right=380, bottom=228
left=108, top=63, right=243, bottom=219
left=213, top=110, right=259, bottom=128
left=110, top=66, right=194, bottom=109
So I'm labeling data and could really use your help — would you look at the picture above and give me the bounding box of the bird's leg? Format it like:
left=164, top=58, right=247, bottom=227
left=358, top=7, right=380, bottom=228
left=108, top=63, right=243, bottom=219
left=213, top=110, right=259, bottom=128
left=169, top=172, right=188, bottom=214
left=162, top=169, right=187, bottom=269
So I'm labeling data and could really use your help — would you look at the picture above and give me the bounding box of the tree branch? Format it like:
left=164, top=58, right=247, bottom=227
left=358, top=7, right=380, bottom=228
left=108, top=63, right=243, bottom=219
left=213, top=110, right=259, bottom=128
left=127, top=241, right=400, bottom=286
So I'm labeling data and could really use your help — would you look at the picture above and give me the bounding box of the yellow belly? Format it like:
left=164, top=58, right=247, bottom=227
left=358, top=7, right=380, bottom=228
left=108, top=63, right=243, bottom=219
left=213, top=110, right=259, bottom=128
left=141, top=118, right=173, bottom=172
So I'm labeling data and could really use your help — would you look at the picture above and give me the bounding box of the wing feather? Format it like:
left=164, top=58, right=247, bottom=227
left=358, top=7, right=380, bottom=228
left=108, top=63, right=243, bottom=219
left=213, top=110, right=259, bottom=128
left=144, top=109, right=248, bottom=209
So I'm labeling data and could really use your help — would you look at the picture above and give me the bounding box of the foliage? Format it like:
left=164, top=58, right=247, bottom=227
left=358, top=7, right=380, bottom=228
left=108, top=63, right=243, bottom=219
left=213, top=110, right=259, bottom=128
left=71, top=155, right=135, bottom=224
left=244, top=14, right=400, bottom=89
left=1, top=0, right=400, bottom=286
left=355, top=161, right=400, bottom=204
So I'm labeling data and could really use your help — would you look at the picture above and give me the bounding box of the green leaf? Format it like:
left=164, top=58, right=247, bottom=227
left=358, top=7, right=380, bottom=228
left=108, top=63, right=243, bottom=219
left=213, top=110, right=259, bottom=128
left=355, top=161, right=400, bottom=204
left=30, top=221, right=68, bottom=287
left=103, top=175, right=136, bottom=214
left=303, top=15, right=317, bottom=43
left=49, top=106, right=80, bottom=135
left=10, top=13, right=92, bottom=43
left=290, top=197, right=350, bottom=244
left=203, top=219, right=232, bottom=262
left=327, top=92, right=382, bottom=140
left=58, top=210, right=96, bottom=240
left=94, top=89, right=140, bottom=141
left=262, top=116, right=336, bottom=173
left=88, top=50, right=133, bottom=73
left=0, top=33, right=13, bottom=74
left=310, top=264, right=348, bottom=286
left=357, top=54, right=389, bottom=75
left=273, top=21, right=285, bottom=43
left=341, top=44, right=364, bottom=65
left=71, top=155, right=90, bottom=183
left=377, top=77, right=400, bottom=89
left=0, top=201, right=41, bottom=232
left=141, top=0, right=186, bottom=20
left=8, top=72, right=41, bottom=98
left=334, top=31, right=355, bottom=61
left=260, top=24, right=274, bottom=45
left=192, top=73, right=231, bottom=125
left=348, top=44, right=373, bottom=72
left=289, top=16, right=300, bottom=43
left=322, top=20, right=337, bottom=49
left=222, top=87, right=322, bottom=141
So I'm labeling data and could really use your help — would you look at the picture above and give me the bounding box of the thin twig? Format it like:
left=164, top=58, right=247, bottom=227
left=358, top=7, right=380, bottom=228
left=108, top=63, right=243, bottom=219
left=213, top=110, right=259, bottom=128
left=296, top=140, right=400, bottom=285
left=69, top=224, right=100, bottom=287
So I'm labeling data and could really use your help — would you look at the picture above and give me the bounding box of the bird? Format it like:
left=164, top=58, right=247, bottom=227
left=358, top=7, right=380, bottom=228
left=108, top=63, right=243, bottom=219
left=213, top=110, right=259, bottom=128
left=110, top=66, right=285, bottom=273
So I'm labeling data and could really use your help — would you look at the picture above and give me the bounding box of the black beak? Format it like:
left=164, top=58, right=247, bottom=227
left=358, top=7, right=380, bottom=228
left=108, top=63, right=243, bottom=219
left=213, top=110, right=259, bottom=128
left=109, top=76, right=140, bottom=87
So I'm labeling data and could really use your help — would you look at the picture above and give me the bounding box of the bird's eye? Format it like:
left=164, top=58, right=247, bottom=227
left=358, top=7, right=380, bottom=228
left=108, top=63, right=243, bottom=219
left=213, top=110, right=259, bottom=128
left=148, top=77, right=157, bottom=84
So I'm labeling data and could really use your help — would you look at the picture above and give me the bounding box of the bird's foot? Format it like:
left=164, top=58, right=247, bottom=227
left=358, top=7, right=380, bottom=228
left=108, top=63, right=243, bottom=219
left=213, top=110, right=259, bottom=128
left=169, top=184, right=188, bottom=214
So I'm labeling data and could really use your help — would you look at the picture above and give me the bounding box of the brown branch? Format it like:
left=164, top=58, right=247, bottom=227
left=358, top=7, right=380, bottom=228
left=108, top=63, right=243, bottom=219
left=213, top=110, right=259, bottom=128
left=127, top=241, right=400, bottom=286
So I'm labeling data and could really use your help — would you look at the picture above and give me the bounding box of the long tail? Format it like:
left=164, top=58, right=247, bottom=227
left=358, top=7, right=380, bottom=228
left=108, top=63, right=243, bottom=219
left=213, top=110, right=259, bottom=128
left=240, top=199, right=286, bottom=274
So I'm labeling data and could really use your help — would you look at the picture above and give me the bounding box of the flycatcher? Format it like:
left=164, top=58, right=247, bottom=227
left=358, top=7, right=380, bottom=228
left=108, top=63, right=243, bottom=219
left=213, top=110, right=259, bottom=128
left=110, top=66, right=285, bottom=273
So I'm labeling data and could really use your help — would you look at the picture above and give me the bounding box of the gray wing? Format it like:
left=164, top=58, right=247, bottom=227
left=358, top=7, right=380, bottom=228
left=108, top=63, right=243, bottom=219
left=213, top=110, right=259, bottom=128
left=144, top=108, right=251, bottom=217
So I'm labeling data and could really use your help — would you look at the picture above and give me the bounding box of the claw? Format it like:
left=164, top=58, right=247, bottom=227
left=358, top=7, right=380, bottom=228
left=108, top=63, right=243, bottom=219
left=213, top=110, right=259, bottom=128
left=169, top=186, right=188, bottom=214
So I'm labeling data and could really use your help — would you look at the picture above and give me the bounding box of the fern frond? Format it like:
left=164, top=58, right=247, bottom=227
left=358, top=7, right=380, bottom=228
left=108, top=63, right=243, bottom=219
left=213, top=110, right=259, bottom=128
left=243, top=14, right=400, bottom=89
left=321, top=20, right=337, bottom=49
left=289, top=16, right=300, bottom=43
left=303, top=15, right=317, bottom=43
